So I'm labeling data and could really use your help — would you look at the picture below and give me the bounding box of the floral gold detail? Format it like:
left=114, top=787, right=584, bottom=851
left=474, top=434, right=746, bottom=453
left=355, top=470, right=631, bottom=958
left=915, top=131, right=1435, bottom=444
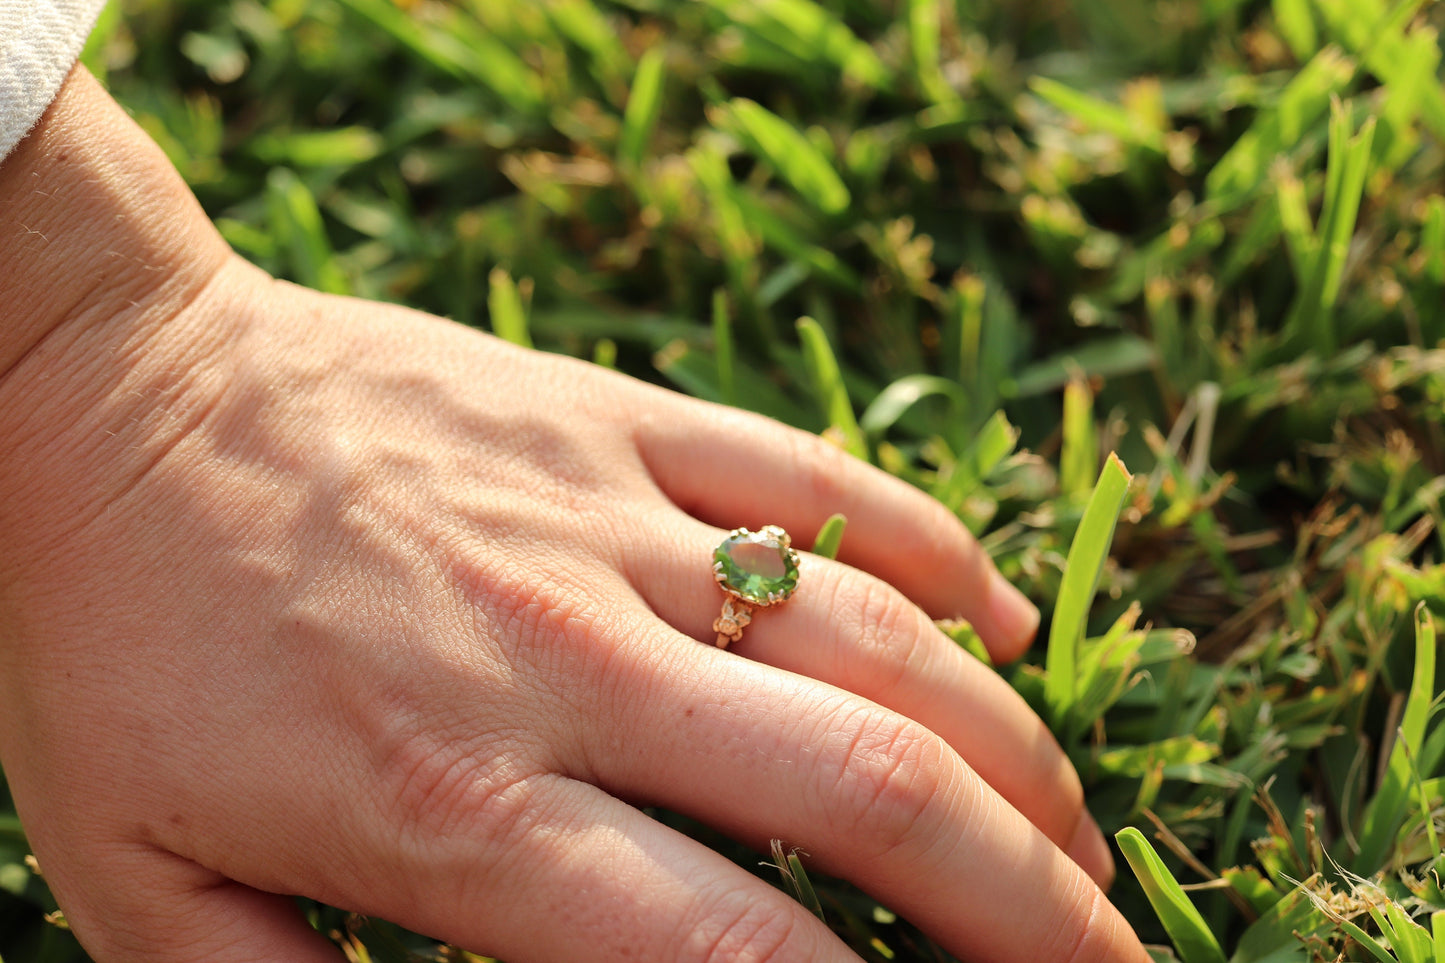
left=711, top=525, right=799, bottom=648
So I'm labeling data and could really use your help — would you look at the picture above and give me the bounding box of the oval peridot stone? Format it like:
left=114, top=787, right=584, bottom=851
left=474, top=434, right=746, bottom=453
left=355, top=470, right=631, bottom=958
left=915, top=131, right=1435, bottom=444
left=714, top=528, right=799, bottom=605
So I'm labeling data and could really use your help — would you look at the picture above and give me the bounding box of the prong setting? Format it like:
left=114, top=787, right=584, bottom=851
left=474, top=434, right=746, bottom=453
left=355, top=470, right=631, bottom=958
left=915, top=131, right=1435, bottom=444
left=710, top=525, right=800, bottom=646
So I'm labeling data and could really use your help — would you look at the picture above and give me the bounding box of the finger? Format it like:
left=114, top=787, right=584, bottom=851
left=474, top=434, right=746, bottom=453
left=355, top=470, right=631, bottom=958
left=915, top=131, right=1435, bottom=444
left=579, top=650, right=1149, bottom=963
left=634, top=399, right=1039, bottom=661
left=627, top=517, right=1112, bottom=887
left=361, top=772, right=861, bottom=963
left=43, top=844, right=340, bottom=963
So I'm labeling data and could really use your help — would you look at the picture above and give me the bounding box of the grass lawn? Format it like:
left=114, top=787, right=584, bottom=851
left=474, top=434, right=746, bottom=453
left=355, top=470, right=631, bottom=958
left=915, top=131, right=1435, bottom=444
left=4, top=0, right=1445, bottom=960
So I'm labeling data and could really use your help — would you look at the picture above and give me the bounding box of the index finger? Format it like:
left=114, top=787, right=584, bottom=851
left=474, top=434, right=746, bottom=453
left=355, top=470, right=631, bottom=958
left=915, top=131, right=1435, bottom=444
left=634, top=397, right=1040, bottom=662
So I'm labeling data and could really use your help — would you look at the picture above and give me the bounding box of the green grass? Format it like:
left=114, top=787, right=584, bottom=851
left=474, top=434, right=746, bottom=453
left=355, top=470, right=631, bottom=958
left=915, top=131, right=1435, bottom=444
left=5, top=0, right=1445, bottom=959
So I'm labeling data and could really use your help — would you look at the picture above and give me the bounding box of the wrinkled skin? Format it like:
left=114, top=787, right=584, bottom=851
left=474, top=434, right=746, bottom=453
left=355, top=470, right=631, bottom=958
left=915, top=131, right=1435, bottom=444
left=0, top=69, right=1149, bottom=963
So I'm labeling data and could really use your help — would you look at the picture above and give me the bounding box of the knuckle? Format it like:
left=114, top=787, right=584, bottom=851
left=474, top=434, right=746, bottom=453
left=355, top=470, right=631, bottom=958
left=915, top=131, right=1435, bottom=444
left=1050, top=882, right=1123, bottom=963
left=803, top=445, right=853, bottom=505
left=449, top=549, right=635, bottom=705
left=373, top=715, right=545, bottom=856
left=688, top=897, right=801, bottom=963
left=833, top=573, right=927, bottom=695
left=821, top=706, right=952, bottom=863
left=376, top=735, right=567, bottom=920
left=451, top=551, right=601, bottom=657
left=777, top=425, right=854, bottom=509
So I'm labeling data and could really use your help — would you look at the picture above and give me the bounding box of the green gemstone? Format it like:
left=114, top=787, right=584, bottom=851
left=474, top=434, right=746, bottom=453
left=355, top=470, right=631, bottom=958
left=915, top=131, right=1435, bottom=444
left=714, top=528, right=799, bottom=605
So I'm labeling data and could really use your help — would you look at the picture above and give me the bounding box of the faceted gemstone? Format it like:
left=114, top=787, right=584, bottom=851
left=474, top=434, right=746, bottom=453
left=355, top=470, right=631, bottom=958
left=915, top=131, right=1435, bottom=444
left=713, top=526, right=799, bottom=605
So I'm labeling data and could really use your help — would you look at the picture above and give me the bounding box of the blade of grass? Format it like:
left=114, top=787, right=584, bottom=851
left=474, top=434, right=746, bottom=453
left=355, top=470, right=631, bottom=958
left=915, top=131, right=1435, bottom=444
left=1094, top=736, right=1217, bottom=778
left=1334, top=914, right=1396, bottom=963
left=1228, top=886, right=1331, bottom=963
left=1116, top=828, right=1228, bottom=963
left=1371, top=28, right=1439, bottom=172
left=687, top=143, right=760, bottom=266
left=936, top=619, right=991, bottom=666
left=591, top=338, right=617, bottom=369
left=1315, top=0, right=1445, bottom=142
left=697, top=0, right=891, bottom=90
left=1010, top=335, right=1156, bottom=398
left=1046, top=454, right=1134, bottom=726
left=859, top=374, right=964, bottom=441
left=79, top=0, right=124, bottom=80
left=908, top=0, right=956, bottom=105
left=935, top=410, right=1019, bottom=517
left=950, top=274, right=986, bottom=386
left=1355, top=603, right=1437, bottom=873
left=712, top=289, right=737, bottom=407
left=265, top=168, right=348, bottom=296
left=711, top=98, right=852, bottom=215
left=1204, top=46, right=1356, bottom=211
left=1275, top=163, right=1314, bottom=279
left=768, top=839, right=826, bottom=922
left=488, top=268, right=534, bottom=349
left=1273, top=0, right=1319, bottom=61
left=728, top=188, right=861, bottom=290
left=1407, top=725, right=1442, bottom=861
left=619, top=46, right=667, bottom=170
left=797, top=317, right=867, bottom=460
left=963, top=411, right=1019, bottom=480
left=250, top=127, right=384, bottom=168
left=0, top=814, right=24, bottom=841
left=1283, top=101, right=1375, bottom=355
left=1061, top=377, right=1098, bottom=498
left=810, top=514, right=847, bottom=559
left=1030, top=77, right=1166, bottom=152
left=686, top=145, right=765, bottom=333
left=785, top=850, right=825, bottom=923
left=1375, top=902, right=1434, bottom=963
left=1421, top=196, right=1445, bottom=283
left=1066, top=604, right=1149, bottom=744
left=546, top=0, right=631, bottom=92
left=334, top=0, right=544, bottom=113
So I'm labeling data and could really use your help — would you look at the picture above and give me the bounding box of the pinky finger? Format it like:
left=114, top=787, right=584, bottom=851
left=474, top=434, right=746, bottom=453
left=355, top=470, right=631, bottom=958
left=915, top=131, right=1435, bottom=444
left=380, top=775, right=860, bottom=963
left=49, top=846, right=340, bottom=963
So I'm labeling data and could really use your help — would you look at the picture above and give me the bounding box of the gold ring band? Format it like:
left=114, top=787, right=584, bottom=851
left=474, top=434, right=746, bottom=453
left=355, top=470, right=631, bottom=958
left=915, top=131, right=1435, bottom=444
left=711, top=525, right=800, bottom=648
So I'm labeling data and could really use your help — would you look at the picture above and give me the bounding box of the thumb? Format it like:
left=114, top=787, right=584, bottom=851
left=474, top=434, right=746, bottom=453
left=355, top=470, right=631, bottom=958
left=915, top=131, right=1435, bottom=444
left=46, top=845, right=342, bottom=963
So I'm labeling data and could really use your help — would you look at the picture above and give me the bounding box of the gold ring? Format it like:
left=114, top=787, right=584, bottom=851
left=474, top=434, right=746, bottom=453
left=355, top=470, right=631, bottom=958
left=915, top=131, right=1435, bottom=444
left=711, top=525, right=800, bottom=648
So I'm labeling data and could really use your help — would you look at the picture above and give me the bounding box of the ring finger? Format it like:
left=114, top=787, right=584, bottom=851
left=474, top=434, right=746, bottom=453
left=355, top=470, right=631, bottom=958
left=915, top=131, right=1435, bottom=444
left=624, top=514, right=1113, bottom=887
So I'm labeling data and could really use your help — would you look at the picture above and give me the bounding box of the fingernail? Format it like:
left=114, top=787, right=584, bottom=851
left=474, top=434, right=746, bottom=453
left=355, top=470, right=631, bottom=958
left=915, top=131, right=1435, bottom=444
left=986, top=566, right=1040, bottom=656
left=1066, top=810, right=1116, bottom=890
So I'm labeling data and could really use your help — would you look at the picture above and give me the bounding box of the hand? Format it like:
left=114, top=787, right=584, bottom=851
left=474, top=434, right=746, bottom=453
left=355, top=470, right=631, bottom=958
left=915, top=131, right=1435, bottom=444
left=0, top=70, right=1146, bottom=963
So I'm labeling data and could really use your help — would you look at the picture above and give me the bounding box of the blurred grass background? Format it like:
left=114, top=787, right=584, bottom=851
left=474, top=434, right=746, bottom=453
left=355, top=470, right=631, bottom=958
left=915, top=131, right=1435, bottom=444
left=4, top=0, right=1445, bottom=960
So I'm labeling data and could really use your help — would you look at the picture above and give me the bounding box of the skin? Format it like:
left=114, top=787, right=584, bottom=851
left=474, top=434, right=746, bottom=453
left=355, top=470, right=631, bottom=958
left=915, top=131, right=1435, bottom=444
left=0, top=67, right=1151, bottom=963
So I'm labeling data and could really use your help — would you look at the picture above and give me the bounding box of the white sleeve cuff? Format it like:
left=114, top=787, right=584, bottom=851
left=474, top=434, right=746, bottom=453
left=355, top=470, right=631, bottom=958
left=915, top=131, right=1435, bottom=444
left=0, top=0, right=109, bottom=163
